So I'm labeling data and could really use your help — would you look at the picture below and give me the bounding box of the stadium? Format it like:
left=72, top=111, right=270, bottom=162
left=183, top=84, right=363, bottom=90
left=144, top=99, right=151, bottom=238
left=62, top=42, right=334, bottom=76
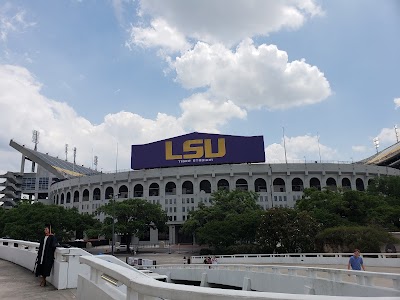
left=1, top=132, right=400, bottom=245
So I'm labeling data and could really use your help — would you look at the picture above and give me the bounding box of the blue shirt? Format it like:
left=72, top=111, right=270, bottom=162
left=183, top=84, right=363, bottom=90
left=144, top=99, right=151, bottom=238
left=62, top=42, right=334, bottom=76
left=349, top=256, right=363, bottom=270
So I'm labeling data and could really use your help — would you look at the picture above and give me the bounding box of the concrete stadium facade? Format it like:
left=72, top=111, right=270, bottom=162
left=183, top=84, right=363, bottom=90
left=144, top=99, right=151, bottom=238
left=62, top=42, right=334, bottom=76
left=48, top=162, right=400, bottom=245
left=3, top=135, right=400, bottom=245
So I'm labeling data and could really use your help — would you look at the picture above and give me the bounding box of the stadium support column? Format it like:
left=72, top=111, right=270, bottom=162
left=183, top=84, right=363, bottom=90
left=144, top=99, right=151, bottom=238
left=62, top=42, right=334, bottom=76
left=20, top=154, right=25, bottom=173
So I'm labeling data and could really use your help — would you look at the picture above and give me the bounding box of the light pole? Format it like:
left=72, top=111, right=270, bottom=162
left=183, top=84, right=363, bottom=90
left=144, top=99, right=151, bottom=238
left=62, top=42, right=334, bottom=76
left=109, top=193, right=119, bottom=256
left=317, top=133, right=322, bottom=163
left=373, top=138, right=380, bottom=154
left=395, top=125, right=399, bottom=143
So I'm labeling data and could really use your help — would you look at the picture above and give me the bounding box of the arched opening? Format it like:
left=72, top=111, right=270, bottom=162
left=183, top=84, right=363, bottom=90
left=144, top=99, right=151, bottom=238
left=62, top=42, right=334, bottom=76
left=326, top=177, right=337, bottom=191
left=105, top=187, right=114, bottom=199
left=254, top=178, right=267, bottom=192
left=73, top=191, right=79, bottom=202
left=342, top=178, right=351, bottom=190
left=236, top=178, right=248, bottom=191
left=83, top=189, right=89, bottom=202
left=60, top=193, right=64, bottom=204
left=200, top=180, right=211, bottom=193
left=182, top=181, right=194, bottom=194
left=93, top=188, right=101, bottom=200
left=273, top=178, right=286, bottom=192
left=134, top=184, right=144, bottom=197
left=292, top=178, right=304, bottom=192
left=310, top=178, right=321, bottom=190
left=56, top=194, right=59, bottom=205
left=119, top=185, right=128, bottom=198
left=66, top=192, right=71, bottom=203
left=356, top=178, right=365, bottom=191
left=149, top=183, right=159, bottom=196
left=217, top=179, right=229, bottom=191
left=165, top=182, right=176, bottom=195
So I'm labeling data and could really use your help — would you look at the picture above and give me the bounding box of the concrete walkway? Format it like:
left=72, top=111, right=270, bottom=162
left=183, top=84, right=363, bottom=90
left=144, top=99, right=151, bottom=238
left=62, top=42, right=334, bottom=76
left=0, top=250, right=188, bottom=300
left=0, top=259, right=77, bottom=300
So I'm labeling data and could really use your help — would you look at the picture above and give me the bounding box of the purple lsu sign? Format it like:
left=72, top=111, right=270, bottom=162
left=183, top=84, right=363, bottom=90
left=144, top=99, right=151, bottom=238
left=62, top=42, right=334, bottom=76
left=131, top=132, right=265, bottom=170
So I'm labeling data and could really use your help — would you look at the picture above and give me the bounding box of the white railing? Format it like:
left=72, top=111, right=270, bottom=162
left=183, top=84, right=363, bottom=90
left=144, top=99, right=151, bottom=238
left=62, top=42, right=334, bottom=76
left=0, top=238, right=91, bottom=289
left=190, top=253, right=400, bottom=267
left=0, top=238, right=164, bottom=290
left=0, top=239, right=38, bottom=270
left=2, top=238, right=400, bottom=299
left=148, top=264, right=400, bottom=294
left=79, top=256, right=400, bottom=300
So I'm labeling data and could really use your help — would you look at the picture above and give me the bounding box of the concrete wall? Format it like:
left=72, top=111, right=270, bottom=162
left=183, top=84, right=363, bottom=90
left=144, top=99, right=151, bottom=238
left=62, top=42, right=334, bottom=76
left=48, top=162, right=400, bottom=244
left=0, top=238, right=91, bottom=289
left=0, top=238, right=161, bottom=290
left=191, top=253, right=400, bottom=268
left=78, top=256, right=400, bottom=300
left=2, top=239, right=399, bottom=299
left=152, top=265, right=400, bottom=297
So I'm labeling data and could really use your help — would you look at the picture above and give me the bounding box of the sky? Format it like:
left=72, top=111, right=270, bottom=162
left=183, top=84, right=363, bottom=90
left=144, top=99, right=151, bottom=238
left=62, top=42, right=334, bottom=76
left=0, top=0, right=399, bottom=178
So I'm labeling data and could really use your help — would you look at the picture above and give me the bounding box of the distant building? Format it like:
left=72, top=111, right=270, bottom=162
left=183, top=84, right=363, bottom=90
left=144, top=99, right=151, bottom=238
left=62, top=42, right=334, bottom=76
left=1, top=133, right=400, bottom=244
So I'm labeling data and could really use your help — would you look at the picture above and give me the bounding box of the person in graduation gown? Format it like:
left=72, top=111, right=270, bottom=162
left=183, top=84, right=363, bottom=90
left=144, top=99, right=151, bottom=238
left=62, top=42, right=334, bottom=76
left=35, top=224, right=57, bottom=287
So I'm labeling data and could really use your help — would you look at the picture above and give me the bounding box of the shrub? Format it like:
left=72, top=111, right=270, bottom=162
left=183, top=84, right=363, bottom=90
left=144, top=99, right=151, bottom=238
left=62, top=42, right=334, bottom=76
left=224, top=244, right=260, bottom=255
left=315, top=226, right=398, bottom=253
left=199, top=248, right=213, bottom=255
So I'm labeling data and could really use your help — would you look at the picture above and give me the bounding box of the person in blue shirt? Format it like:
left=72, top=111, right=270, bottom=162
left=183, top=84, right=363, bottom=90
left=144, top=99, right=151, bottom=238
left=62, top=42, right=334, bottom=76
left=347, top=249, right=365, bottom=271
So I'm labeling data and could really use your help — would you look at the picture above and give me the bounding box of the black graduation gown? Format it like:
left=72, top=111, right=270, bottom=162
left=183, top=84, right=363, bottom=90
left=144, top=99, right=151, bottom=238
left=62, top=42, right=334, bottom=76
left=35, top=235, right=57, bottom=277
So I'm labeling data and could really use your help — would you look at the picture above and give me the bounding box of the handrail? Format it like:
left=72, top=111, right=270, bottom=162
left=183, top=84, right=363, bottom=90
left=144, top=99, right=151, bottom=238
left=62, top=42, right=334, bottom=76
left=0, top=238, right=39, bottom=248
left=0, top=238, right=92, bottom=289
left=190, top=253, right=400, bottom=268
left=192, top=253, right=400, bottom=258
left=79, top=256, right=400, bottom=300
left=149, top=264, right=400, bottom=291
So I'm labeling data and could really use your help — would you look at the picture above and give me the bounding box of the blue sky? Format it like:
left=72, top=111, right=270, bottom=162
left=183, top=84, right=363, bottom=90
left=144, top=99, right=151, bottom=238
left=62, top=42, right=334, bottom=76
left=0, top=0, right=399, bottom=175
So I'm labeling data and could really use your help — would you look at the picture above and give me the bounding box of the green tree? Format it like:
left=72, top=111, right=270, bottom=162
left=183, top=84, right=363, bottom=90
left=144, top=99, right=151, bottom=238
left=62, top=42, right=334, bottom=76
left=315, top=226, right=399, bottom=253
left=296, top=189, right=350, bottom=229
left=368, top=175, right=400, bottom=199
left=297, top=182, right=400, bottom=231
left=256, top=208, right=320, bottom=253
left=1, top=202, right=99, bottom=242
left=97, top=198, right=167, bottom=251
left=0, top=208, right=5, bottom=237
left=84, top=228, right=102, bottom=239
left=182, top=189, right=263, bottom=252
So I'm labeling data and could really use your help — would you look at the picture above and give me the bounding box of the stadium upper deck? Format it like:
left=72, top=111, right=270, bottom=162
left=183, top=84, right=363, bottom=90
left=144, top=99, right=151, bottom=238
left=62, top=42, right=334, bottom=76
left=359, top=141, right=400, bottom=169
left=9, top=140, right=100, bottom=179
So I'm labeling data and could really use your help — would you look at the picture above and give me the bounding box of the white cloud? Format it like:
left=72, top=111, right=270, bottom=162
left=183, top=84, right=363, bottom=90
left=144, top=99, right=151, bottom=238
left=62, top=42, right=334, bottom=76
left=112, top=0, right=125, bottom=25
left=0, top=64, right=184, bottom=172
left=0, top=5, right=36, bottom=42
left=0, top=64, right=332, bottom=174
left=136, top=0, right=323, bottom=46
left=375, top=127, right=398, bottom=145
left=352, top=145, right=367, bottom=153
left=265, top=134, right=337, bottom=163
left=0, top=148, right=20, bottom=174
left=0, top=64, right=249, bottom=172
left=174, top=39, right=331, bottom=110
left=265, top=143, right=287, bottom=162
left=394, top=98, right=400, bottom=109
left=127, top=1, right=330, bottom=122
left=178, top=93, right=247, bottom=132
left=127, top=18, right=191, bottom=53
